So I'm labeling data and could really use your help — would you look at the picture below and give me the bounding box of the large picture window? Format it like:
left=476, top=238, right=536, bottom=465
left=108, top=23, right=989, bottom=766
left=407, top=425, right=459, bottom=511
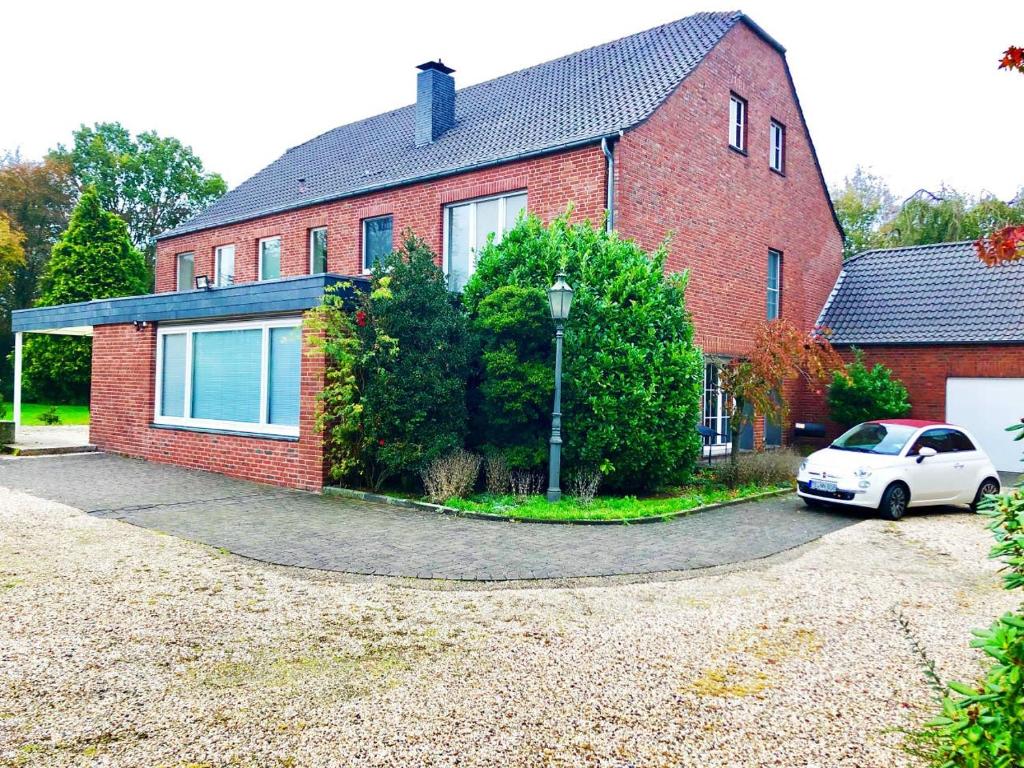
left=444, top=191, right=526, bottom=291
left=155, top=318, right=302, bottom=437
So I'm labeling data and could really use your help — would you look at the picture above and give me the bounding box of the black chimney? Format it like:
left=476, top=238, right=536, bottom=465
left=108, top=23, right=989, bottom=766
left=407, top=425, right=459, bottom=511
left=415, top=60, right=455, bottom=146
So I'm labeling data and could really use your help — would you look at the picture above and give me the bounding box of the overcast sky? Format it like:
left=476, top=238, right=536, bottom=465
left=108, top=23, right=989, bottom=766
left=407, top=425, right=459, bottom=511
left=3, top=0, right=1022, bottom=202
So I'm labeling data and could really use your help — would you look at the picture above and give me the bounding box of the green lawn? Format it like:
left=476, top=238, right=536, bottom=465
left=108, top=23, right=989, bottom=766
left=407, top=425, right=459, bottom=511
left=17, top=403, right=91, bottom=426
left=443, top=479, right=790, bottom=522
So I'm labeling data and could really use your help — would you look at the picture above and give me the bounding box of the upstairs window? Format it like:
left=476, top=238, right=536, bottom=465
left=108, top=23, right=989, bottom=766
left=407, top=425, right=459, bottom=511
left=176, top=252, right=194, bottom=291
left=259, top=236, right=281, bottom=280
left=362, top=215, right=393, bottom=272
left=767, top=249, right=782, bottom=320
left=729, top=93, right=747, bottom=152
left=444, top=191, right=526, bottom=291
left=309, top=227, right=328, bottom=274
left=214, top=245, right=235, bottom=287
left=769, top=120, right=785, bottom=173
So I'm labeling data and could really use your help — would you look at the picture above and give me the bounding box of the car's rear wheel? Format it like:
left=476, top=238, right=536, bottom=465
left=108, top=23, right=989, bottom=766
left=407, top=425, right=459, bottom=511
left=879, top=483, right=909, bottom=521
left=971, top=478, right=1001, bottom=512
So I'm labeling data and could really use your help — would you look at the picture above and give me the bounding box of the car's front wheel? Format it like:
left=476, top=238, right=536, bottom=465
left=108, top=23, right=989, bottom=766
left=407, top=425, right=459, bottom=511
left=971, top=478, right=1001, bottom=512
left=879, top=483, right=909, bottom=521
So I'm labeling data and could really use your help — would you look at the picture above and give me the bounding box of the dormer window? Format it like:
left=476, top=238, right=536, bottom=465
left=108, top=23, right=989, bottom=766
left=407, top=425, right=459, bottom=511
left=729, top=93, right=747, bottom=152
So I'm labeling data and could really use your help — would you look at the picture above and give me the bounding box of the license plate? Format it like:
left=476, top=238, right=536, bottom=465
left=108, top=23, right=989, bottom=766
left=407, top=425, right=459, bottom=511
left=810, top=479, right=838, bottom=493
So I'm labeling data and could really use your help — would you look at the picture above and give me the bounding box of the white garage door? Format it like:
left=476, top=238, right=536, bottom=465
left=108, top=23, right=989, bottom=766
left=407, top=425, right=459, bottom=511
left=947, top=378, right=1024, bottom=472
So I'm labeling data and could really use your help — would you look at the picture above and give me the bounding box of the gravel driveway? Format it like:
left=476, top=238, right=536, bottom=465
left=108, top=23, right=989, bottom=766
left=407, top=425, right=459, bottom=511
left=0, top=487, right=1016, bottom=767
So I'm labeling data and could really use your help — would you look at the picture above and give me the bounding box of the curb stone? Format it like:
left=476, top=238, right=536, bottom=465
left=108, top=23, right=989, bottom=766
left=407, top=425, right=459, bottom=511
left=322, top=485, right=795, bottom=525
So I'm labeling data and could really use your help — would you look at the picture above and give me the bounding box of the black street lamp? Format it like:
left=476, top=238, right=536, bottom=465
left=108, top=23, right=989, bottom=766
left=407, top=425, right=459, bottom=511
left=546, top=272, right=574, bottom=502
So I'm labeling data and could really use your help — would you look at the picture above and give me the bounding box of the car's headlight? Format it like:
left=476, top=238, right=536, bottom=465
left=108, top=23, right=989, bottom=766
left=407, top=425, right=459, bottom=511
left=799, top=460, right=808, bottom=473
left=853, top=467, right=872, bottom=478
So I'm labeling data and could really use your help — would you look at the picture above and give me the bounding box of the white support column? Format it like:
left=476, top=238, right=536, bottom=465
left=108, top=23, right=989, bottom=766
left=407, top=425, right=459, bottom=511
left=13, top=332, right=22, bottom=431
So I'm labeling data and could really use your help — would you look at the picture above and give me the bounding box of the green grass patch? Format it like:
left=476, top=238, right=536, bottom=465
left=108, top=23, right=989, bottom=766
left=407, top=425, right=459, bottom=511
left=443, top=479, right=790, bottom=522
left=17, top=403, right=90, bottom=426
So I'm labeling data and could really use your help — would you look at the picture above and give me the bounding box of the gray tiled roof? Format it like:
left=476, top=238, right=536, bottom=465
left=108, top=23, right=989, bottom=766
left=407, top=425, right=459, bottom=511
left=818, top=241, right=1024, bottom=345
left=160, top=11, right=744, bottom=239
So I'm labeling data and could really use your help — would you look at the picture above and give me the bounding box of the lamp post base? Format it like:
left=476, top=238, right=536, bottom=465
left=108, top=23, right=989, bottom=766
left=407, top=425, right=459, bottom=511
left=546, top=488, right=561, bottom=502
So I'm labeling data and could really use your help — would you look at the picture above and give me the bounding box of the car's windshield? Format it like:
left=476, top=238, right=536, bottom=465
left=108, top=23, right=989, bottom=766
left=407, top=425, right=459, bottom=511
left=831, top=422, right=917, bottom=455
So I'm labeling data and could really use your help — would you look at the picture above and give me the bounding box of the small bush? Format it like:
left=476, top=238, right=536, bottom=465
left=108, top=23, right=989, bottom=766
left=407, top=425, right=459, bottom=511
left=714, top=449, right=800, bottom=489
left=38, top=406, right=62, bottom=426
left=827, top=348, right=911, bottom=427
left=484, top=453, right=511, bottom=495
left=421, top=449, right=482, bottom=504
left=568, top=469, right=602, bottom=505
left=509, top=470, right=545, bottom=499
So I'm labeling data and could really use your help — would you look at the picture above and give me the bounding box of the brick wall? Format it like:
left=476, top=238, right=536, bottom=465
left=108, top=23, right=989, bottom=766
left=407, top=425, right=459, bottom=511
left=792, top=344, right=1024, bottom=443
left=90, top=322, right=327, bottom=490
left=155, top=147, right=607, bottom=292
left=616, top=21, right=843, bottom=444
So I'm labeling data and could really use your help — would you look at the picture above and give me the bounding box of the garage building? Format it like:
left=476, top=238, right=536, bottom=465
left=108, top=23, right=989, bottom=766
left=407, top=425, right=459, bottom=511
left=817, top=240, right=1024, bottom=473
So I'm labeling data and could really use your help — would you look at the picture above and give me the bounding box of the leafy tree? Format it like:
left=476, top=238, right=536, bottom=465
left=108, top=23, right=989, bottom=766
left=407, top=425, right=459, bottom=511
left=0, top=214, right=26, bottom=294
left=718, top=320, right=842, bottom=463
left=826, top=349, right=911, bottom=427
left=23, top=187, right=149, bottom=403
left=307, top=235, right=470, bottom=490
left=831, top=167, right=896, bottom=259
left=358, top=235, right=470, bottom=489
left=50, top=122, right=227, bottom=264
left=881, top=188, right=969, bottom=246
left=465, top=212, right=704, bottom=493
left=0, top=153, right=74, bottom=394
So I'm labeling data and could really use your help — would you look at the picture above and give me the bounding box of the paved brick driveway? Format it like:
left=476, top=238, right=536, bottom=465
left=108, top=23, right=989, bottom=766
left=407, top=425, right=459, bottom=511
left=0, top=453, right=863, bottom=580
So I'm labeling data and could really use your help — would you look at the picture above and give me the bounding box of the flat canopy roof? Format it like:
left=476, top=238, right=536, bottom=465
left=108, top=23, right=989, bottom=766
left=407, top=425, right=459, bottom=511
left=12, top=274, right=369, bottom=335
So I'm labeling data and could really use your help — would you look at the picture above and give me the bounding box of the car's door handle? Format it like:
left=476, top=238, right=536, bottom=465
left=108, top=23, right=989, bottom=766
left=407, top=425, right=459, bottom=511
left=954, top=462, right=965, bottom=469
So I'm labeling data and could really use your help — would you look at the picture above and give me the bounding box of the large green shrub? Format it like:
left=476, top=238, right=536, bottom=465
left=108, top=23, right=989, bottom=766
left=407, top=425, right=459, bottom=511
left=307, top=234, right=470, bottom=490
left=469, top=284, right=553, bottom=469
left=827, top=348, right=911, bottom=427
left=23, top=187, right=149, bottom=403
left=464, top=213, right=703, bottom=492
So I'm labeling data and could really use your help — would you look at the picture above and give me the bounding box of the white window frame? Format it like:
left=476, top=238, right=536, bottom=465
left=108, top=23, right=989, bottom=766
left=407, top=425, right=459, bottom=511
left=729, top=93, right=746, bottom=152
left=309, top=227, right=327, bottom=274
left=703, top=361, right=732, bottom=457
left=767, top=249, right=782, bottom=320
left=214, top=244, right=235, bottom=287
left=361, top=215, right=393, bottom=274
left=258, top=236, right=282, bottom=281
left=442, top=190, right=527, bottom=287
left=154, top=316, right=302, bottom=438
left=176, top=252, right=194, bottom=292
left=769, top=119, right=785, bottom=173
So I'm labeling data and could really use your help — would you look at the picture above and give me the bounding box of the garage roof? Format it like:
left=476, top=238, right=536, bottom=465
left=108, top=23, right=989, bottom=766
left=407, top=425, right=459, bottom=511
left=818, top=240, right=1024, bottom=345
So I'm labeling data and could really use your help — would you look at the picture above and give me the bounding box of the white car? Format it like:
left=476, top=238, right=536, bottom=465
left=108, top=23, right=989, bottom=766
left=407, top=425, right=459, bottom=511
left=797, top=419, right=1001, bottom=520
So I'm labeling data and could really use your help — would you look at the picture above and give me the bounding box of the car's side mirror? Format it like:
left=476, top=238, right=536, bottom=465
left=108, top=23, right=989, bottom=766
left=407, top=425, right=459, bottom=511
left=916, top=446, right=937, bottom=463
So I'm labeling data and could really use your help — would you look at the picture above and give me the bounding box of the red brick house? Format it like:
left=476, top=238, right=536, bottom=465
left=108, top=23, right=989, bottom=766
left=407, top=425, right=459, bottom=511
left=813, top=240, right=1024, bottom=472
left=11, top=11, right=843, bottom=489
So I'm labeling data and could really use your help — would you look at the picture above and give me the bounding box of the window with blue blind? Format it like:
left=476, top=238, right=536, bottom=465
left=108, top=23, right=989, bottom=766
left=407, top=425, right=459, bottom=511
left=160, top=334, right=187, bottom=417
left=154, top=318, right=302, bottom=437
left=268, top=326, right=301, bottom=426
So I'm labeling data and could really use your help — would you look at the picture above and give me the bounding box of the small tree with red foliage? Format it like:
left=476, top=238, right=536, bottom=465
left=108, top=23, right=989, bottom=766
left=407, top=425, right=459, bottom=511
left=717, top=320, right=843, bottom=463
left=974, top=47, right=1024, bottom=265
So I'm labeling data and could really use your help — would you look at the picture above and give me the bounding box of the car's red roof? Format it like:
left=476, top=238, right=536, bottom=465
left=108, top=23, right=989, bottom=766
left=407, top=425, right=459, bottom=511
left=869, top=418, right=946, bottom=428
